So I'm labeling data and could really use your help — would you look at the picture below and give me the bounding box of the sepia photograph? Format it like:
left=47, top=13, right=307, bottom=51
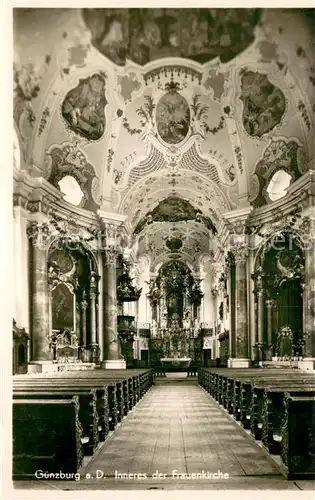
left=7, top=3, right=315, bottom=496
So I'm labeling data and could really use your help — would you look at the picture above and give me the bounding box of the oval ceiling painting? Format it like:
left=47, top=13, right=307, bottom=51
left=156, top=92, right=190, bottom=145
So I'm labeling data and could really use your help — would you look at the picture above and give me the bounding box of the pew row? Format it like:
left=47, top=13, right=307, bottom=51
left=198, top=367, right=315, bottom=480
left=13, top=369, right=155, bottom=480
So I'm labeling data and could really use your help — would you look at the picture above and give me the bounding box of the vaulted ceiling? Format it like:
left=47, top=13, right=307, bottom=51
left=13, top=8, right=314, bottom=270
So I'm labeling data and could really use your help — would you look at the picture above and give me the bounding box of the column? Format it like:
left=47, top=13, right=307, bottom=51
left=90, top=273, right=99, bottom=362
left=97, top=252, right=104, bottom=362
left=248, top=248, right=256, bottom=362
left=81, top=291, right=88, bottom=354
left=90, top=296, right=98, bottom=363
left=90, top=292, right=97, bottom=345
left=257, top=289, right=264, bottom=343
left=266, top=299, right=274, bottom=360
left=27, top=221, right=51, bottom=364
left=102, top=245, right=126, bottom=369
left=229, top=245, right=250, bottom=367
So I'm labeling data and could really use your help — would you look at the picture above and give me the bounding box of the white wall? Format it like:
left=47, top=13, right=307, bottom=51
left=13, top=207, right=29, bottom=331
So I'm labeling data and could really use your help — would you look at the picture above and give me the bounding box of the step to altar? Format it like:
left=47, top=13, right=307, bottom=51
left=259, top=360, right=299, bottom=369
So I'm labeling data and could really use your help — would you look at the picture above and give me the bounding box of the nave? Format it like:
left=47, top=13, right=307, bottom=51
left=14, top=376, right=314, bottom=491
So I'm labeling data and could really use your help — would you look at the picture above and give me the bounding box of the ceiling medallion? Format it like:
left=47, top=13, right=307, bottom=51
left=156, top=81, right=190, bottom=145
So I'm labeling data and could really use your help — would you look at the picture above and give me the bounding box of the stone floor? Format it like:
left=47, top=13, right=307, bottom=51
left=13, top=377, right=315, bottom=491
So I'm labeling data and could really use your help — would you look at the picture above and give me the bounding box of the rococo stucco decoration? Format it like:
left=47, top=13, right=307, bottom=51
left=61, top=73, right=107, bottom=141
left=249, top=138, right=302, bottom=207
left=240, top=71, right=286, bottom=138
left=46, top=142, right=100, bottom=212
left=82, top=8, right=260, bottom=66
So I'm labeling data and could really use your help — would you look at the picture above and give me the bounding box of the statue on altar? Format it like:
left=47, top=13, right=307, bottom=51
left=183, top=310, right=191, bottom=330
left=162, top=314, right=168, bottom=329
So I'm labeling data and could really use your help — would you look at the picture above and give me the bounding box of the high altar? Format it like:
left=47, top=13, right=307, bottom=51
left=148, top=261, right=203, bottom=370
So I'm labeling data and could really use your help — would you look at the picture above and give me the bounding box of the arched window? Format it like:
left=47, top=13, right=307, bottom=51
left=58, top=175, right=84, bottom=206
left=267, top=170, right=292, bottom=201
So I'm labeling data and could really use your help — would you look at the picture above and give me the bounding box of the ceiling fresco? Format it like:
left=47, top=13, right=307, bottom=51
left=82, top=8, right=261, bottom=66
left=61, top=73, right=107, bottom=141
left=133, top=196, right=217, bottom=235
left=156, top=86, right=190, bottom=145
left=240, top=70, right=287, bottom=138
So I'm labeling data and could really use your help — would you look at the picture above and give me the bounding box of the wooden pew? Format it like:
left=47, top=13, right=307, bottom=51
left=198, top=368, right=315, bottom=479
left=13, top=397, right=83, bottom=480
left=13, top=388, right=99, bottom=454
left=13, top=369, right=154, bottom=432
left=281, top=393, right=315, bottom=479
left=260, top=385, right=315, bottom=455
left=13, top=369, right=155, bottom=433
left=13, top=379, right=120, bottom=435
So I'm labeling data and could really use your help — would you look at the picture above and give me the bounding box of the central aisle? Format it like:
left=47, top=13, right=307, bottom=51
left=14, top=379, right=313, bottom=491
left=81, top=379, right=286, bottom=489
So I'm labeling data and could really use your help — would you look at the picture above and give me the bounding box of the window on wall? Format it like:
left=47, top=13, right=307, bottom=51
left=267, top=170, right=292, bottom=201
left=58, top=175, right=84, bottom=206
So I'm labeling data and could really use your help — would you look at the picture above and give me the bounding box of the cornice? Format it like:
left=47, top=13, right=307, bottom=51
left=51, top=198, right=100, bottom=230
left=97, top=210, right=127, bottom=226
left=222, top=206, right=253, bottom=224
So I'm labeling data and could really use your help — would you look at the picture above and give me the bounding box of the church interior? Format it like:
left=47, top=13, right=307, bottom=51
left=11, top=7, right=315, bottom=491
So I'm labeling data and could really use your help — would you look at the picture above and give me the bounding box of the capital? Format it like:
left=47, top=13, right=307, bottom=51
left=98, top=211, right=127, bottom=249
left=81, top=299, right=88, bottom=310
left=232, top=243, right=248, bottom=263
left=27, top=221, right=51, bottom=249
left=90, top=271, right=100, bottom=291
